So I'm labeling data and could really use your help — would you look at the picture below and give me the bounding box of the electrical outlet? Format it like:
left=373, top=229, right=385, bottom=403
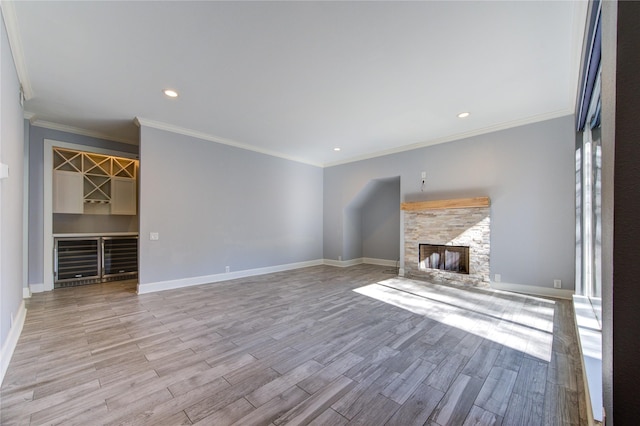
left=225, top=266, right=230, bottom=273
left=494, top=274, right=501, bottom=282
left=554, top=279, right=562, bottom=289
left=149, top=232, right=159, bottom=241
left=0, top=163, right=9, bottom=179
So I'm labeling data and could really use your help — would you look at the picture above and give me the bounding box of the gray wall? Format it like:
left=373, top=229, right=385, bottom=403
left=0, top=15, right=25, bottom=357
left=362, top=178, right=400, bottom=261
left=324, top=115, right=576, bottom=290
left=27, top=125, right=138, bottom=286
left=343, top=207, right=362, bottom=260
left=138, top=126, right=323, bottom=285
left=602, top=1, right=640, bottom=422
left=336, top=177, right=400, bottom=262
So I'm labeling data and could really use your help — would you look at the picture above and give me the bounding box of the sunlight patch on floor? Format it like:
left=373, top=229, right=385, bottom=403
left=353, top=278, right=555, bottom=362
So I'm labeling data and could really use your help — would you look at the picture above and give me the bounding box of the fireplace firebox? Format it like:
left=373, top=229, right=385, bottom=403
left=419, top=244, right=470, bottom=274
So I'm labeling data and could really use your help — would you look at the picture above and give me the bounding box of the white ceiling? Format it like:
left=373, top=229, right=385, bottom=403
left=4, top=1, right=587, bottom=167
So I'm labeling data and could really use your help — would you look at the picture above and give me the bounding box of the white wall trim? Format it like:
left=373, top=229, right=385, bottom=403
left=43, top=141, right=54, bottom=292
left=323, top=258, right=363, bottom=268
left=32, top=120, right=137, bottom=145
left=322, top=257, right=398, bottom=268
left=134, top=117, right=322, bottom=168
left=490, top=281, right=574, bottom=300
left=0, top=300, right=26, bottom=386
left=0, top=0, right=34, bottom=99
left=29, top=283, right=44, bottom=293
left=23, top=115, right=31, bottom=301
left=324, top=110, right=573, bottom=168
left=137, top=259, right=324, bottom=294
left=362, top=257, right=398, bottom=267
left=137, top=111, right=573, bottom=169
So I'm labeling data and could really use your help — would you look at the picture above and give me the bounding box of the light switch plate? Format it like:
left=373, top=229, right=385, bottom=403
left=150, top=232, right=159, bottom=241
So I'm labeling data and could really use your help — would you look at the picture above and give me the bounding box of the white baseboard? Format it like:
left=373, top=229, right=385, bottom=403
left=323, top=258, right=398, bottom=268
left=137, top=259, right=324, bottom=294
left=1, top=300, right=26, bottom=386
left=138, top=258, right=402, bottom=293
left=323, top=258, right=363, bottom=267
left=29, top=283, right=44, bottom=293
left=362, top=257, right=398, bottom=267
left=490, top=281, right=574, bottom=300
left=22, top=287, right=31, bottom=299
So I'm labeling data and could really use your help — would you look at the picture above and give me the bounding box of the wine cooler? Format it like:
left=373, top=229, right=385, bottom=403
left=54, top=236, right=138, bottom=288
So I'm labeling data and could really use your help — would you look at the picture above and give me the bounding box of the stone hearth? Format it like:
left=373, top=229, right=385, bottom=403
left=403, top=198, right=490, bottom=287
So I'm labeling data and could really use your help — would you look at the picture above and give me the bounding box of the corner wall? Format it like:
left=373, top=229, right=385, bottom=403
left=362, top=178, right=400, bottom=261
left=324, top=115, right=576, bottom=291
left=137, top=125, right=323, bottom=291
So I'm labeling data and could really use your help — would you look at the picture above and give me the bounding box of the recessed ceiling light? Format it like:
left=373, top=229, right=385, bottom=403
left=163, top=89, right=179, bottom=98
left=334, top=147, right=341, bottom=151
left=457, top=112, right=470, bottom=118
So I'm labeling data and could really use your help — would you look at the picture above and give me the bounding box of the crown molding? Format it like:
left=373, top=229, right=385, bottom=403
left=134, top=117, right=323, bottom=168
left=323, top=109, right=574, bottom=168
left=137, top=109, right=572, bottom=169
left=0, top=0, right=34, bottom=99
left=30, top=119, right=137, bottom=145
left=28, top=109, right=573, bottom=168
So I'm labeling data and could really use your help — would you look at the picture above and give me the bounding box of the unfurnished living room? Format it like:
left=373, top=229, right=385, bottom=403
left=1, top=1, right=638, bottom=425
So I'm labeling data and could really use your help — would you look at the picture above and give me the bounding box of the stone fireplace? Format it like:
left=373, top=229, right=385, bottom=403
left=402, top=197, right=490, bottom=287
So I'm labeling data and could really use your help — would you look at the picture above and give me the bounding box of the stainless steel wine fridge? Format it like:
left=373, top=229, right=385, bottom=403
left=54, top=236, right=138, bottom=288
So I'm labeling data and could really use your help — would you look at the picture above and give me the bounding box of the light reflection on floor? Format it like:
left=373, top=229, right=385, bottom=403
left=354, top=277, right=556, bottom=362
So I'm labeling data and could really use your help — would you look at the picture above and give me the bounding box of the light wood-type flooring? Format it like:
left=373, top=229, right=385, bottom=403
left=1, top=265, right=586, bottom=425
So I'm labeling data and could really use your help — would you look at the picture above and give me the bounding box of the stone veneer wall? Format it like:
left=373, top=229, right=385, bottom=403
left=404, top=207, right=490, bottom=287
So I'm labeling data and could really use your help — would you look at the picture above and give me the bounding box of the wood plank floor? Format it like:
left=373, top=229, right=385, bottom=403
left=1, top=265, right=586, bottom=425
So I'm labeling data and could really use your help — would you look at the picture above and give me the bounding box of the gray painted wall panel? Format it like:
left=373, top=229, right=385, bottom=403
left=342, top=208, right=362, bottom=260
left=362, top=178, right=400, bottom=261
left=138, top=126, right=323, bottom=285
left=323, top=116, right=575, bottom=289
left=1, top=16, right=25, bottom=353
left=27, top=125, right=138, bottom=286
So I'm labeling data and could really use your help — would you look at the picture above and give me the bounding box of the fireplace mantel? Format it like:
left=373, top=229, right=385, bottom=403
left=401, top=196, right=490, bottom=211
